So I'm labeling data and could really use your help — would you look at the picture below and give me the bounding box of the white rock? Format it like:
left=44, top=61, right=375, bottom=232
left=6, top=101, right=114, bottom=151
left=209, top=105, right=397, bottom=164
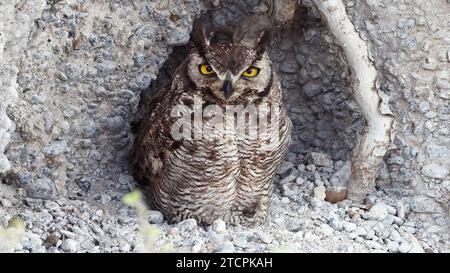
left=177, top=218, right=197, bottom=231
left=44, top=140, right=67, bottom=157
left=276, top=161, right=294, bottom=175
left=1, top=199, right=12, bottom=208
left=407, top=236, right=425, bottom=253
left=310, top=197, right=324, bottom=207
left=313, top=185, right=326, bottom=200
left=365, top=240, right=384, bottom=250
left=391, top=215, right=404, bottom=226
left=385, top=205, right=397, bottom=215
left=118, top=174, right=134, bottom=185
left=398, top=242, right=411, bottom=253
left=363, top=204, right=389, bottom=221
left=328, top=217, right=343, bottom=231
left=421, top=163, right=449, bottom=179
left=342, top=222, right=357, bottom=233
left=273, top=218, right=285, bottom=226
left=192, top=242, right=203, bottom=253
left=212, top=219, right=227, bottom=234
left=386, top=240, right=400, bottom=252
left=304, top=231, right=319, bottom=241
left=396, top=203, right=406, bottom=219
left=0, top=154, right=11, bottom=173
left=319, top=223, right=334, bottom=236
left=294, top=231, right=304, bottom=240
left=232, top=235, right=249, bottom=248
left=309, top=152, right=333, bottom=167
left=95, top=209, right=104, bottom=218
left=389, top=229, right=402, bottom=242
left=216, top=241, right=235, bottom=253
left=258, top=232, right=273, bottom=244
left=24, top=233, right=45, bottom=253
left=330, top=161, right=351, bottom=186
left=411, top=195, right=440, bottom=213
left=295, top=177, right=306, bottom=185
left=426, top=225, right=442, bottom=234
left=148, top=210, right=164, bottom=224
left=365, top=229, right=376, bottom=240
left=61, top=239, right=78, bottom=253
left=208, top=231, right=226, bottom=247
left=44, top=201, right=60, bottom=211
left=119, top=242, right=131, bottom=252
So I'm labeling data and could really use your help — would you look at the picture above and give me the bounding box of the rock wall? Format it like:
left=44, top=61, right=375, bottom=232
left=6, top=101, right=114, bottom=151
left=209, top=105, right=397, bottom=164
left=346, top=0, right=449, bottom=230
left=0, top=1, right=46, bottom=174
left=1, top=0, right=203, bottom=201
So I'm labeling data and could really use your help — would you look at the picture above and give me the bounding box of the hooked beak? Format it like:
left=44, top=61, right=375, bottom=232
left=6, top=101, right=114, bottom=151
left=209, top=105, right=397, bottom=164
left=222, top=80, right=233, bottom=99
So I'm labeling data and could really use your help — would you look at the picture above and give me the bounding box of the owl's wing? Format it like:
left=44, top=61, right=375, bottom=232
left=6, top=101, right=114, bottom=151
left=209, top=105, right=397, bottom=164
left=132, top=86, right=177, bottom=184
left=132, top=59, right=194, bottom=185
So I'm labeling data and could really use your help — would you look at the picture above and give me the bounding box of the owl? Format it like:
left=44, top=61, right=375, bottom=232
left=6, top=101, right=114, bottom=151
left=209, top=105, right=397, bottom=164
left=132, top=19, right=292, bottom=226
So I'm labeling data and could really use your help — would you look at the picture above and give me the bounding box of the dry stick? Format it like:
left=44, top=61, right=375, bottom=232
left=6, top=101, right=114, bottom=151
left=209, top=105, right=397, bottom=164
left=311, top=0, right=395, bottom=202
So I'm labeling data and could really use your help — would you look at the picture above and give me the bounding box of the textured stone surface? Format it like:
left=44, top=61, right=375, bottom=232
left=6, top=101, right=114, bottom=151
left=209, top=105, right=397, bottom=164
left=308, top=152, right=333, bottom=167
left=421, top=163, right=449, bottom=179
left=346, top=0, right=449, bottom=231
left=0, top=0, right=47, bottom=173
left=1, top=0, right=204, bottom=200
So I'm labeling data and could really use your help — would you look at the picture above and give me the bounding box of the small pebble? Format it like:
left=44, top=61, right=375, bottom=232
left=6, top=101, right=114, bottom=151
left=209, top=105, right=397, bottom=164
left=398, top=242, right=411, bottom=253
left=212, top=219, right=227, bottom=234
left=61, top=239, right=78, bottom=253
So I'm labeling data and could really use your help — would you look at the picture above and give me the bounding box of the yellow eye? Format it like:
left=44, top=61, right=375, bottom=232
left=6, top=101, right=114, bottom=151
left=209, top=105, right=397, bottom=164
left=199, top=64, right=215, bottom=75
left=242, top=67, right=260, bottom=77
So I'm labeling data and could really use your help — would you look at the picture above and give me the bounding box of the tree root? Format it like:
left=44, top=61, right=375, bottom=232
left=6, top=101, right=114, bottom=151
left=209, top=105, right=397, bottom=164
left=311, top=0, right=395, bottom=202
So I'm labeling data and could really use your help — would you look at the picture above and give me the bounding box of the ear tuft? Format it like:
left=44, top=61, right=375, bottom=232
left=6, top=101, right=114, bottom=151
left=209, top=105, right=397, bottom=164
left=254, top=30, right=271, bottom=55
left=209, top=27, right=234, bottom=45
left=232, top=14, right=272, bottom=50
left=191, top=15, right=212, bottom=49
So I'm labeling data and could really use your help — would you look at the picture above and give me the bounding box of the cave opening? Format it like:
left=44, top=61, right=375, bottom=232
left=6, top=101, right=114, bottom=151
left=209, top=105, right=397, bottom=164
left=134, top=2, right=364, bottom=193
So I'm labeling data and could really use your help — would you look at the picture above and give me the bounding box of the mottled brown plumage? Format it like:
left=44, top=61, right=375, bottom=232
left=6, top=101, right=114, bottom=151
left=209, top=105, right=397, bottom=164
left=133, top=20, right=291, bottom=226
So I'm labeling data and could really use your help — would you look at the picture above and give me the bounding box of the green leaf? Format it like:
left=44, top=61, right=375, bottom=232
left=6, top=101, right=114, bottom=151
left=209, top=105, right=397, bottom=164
left=122, top=190, right=143, bottom=206
left=7, top=217, right=25, bottom=230
left=142, top=225, right=162, bottom=238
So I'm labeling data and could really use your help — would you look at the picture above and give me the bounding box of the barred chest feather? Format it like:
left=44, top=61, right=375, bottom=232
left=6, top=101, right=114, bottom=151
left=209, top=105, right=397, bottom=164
left=143, top=89, right=292, bottom=226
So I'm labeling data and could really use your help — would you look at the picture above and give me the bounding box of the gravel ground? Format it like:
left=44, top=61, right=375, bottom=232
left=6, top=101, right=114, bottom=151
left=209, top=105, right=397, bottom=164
left=1, top=154, right=448, bottom=253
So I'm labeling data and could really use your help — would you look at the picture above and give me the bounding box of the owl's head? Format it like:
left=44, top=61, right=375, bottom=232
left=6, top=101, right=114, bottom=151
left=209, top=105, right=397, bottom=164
left=185, top=18, right=273, bottom=102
